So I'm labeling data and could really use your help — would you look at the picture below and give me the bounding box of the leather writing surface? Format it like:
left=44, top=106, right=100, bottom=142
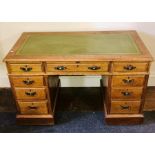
left=16, top=33, right=141, bottom=56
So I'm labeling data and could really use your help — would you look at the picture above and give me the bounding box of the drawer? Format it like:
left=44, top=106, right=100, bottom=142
left=112, top=75, right=145, bottom=87
left=15, top=88, right=46, bottom=100
left=77, top=63, right=108, bottom=72
left=18, top=100, right=48, bottom=115
left=111, top=88, right=143, bottom=100
left=9, top=63, right=43, bottom=74
left=110, top=101, right=141, bottom=114
left=47, top=63, right=77, bottom=72
left=46, top=62, right=109, bottom=72
left=112, top=62, right=148, bottom=72
left=11, top=76, right=44, bottom=87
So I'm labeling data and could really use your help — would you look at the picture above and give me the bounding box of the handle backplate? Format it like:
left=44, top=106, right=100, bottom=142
left=28, top=106, right=38, bottom=110
left=25, top=91, right=36, bottom=96
left=20, top=65, right=32, bottom=72
left=23, top=79, right=34, bottom=85
left=123, top=78, right=134, bottom=84
left=88, top=66, right=101, bottom=70
left=124, top=65, right=136, bottom=71
left=120, top=105, right=130, bottom=110
left=55, top=66, right=67, bottom=70
left=121, top=91, right=132, bottom=96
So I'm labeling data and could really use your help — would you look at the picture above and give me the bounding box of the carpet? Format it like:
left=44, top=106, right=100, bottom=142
left=0, top=111, right=155, bottom=133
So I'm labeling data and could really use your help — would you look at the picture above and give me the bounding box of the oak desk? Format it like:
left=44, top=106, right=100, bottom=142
left=4, top=31, right=153, bottom=125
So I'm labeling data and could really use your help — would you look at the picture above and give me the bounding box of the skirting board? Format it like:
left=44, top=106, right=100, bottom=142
left=148, top=73, right=155, bottom=86
left=0, top=75, right=155, bottom=87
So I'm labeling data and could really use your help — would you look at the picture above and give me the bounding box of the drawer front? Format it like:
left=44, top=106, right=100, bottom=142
left=11, top=76, right=44, bottom=87
left=47, top=64, right=77, bottom=72
left=111, top=88, right=143, bottom=100
left=9, top=63, right=43, bottom=74
left=110, top=101, right=141, bottom=114
left=112, top=75, right=145, bottom=87
left=15, top=88, right=46, bottom=100
left=46, top=62, right=108, bottom=72
left=77, top=63, right=108, bottom=72
left=18, top=101, right=48, bottom=115
left=112, top=62, right=148, bottom=72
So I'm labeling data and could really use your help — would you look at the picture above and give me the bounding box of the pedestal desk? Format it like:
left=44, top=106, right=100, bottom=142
left=3, top=31, right=153, bottom=125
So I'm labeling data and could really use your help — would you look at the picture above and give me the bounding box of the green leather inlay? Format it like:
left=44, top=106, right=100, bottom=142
left=16, top=33, right=141, bottom=56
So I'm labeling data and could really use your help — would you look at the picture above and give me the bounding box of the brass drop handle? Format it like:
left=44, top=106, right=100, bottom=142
left=23, top=79, right=35, bottom=85
left=25, top=90, right=36, bottom=96
left=28, top=106, right=38, bottom=110
left=121, top=91, right=132, bottom=96
left=123, top=78, right=134, bottom=84
left=20, top=65, right=32, bottom=72
left=88, top=66, right=101, bottom=70
left=124, top=65, right=136, bottom=71
left=55, top=66, right=67, bottom=70
left=120, top=105, right=130, bottom=110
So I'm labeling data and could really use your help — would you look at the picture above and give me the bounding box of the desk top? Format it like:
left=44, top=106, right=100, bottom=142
left=4, top=31, right=153, bottom=62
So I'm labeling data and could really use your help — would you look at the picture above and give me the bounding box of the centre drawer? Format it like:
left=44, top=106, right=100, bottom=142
left=112, top=75, right=145, bottom=87
left=110, top=101, right=141, bottom=114
left=18, top=100, right=48, bottom=115
left=11, top=76, right=44, bottom=87
left=15, top=88, right=46, bottom=100
left=111, top=88, right=143, bottom=100
left=8, top=63, right=43, bottom=74
left=46, top=62, right=109, bottom=72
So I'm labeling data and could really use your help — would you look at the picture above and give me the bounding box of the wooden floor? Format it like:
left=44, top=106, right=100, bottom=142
left=0, top=87, right=155, bottom=112
left=144, top=87, right=155, bottom=111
